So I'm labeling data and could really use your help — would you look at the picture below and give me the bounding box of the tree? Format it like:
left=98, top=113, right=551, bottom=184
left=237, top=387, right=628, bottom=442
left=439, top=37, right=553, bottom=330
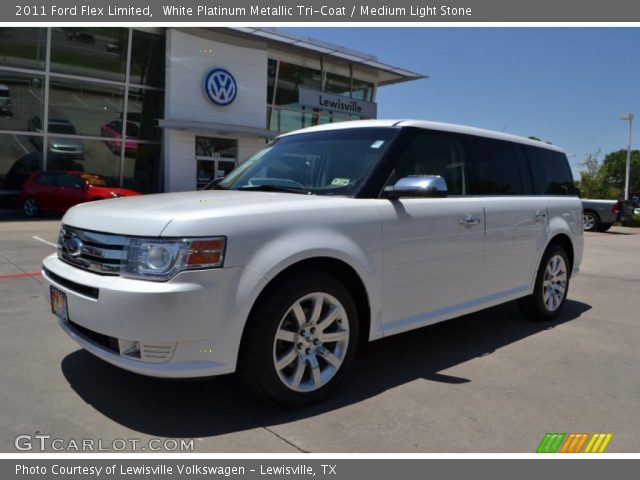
left=600, top=149, right=640, bottom=199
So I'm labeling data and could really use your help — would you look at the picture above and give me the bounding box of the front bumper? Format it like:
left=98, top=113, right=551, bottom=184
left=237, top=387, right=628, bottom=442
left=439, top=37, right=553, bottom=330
left=42, top=254, right=245, bottom=378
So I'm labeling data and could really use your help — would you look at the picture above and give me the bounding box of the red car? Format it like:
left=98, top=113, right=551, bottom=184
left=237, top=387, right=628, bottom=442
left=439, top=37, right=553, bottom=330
left=100, top=120, right=140, bottom=156
left=20, top=171, right=140, bottom=217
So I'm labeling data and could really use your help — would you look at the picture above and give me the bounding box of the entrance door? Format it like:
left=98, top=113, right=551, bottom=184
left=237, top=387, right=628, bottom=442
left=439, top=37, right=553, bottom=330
left=195, top=136, right=237, bottom=189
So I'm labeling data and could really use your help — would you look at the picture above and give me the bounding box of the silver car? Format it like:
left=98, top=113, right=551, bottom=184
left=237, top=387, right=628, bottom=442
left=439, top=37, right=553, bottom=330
left=28, top=116, right=84, bottom=158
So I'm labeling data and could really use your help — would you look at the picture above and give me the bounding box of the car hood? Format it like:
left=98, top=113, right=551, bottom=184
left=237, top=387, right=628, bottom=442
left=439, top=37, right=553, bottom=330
left=62, top=190, right=340, bottom=237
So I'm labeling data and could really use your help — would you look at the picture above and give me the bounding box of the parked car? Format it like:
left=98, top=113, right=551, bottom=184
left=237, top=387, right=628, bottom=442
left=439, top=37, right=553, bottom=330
left=581, top=199, right=622, bottom=232
left=0, top=84, right=13, bottom=116
left=104, top=42, right=120, bottom=53
left=28, top=116, right=84, bottom=158
left=21, top=171, right=140, bottom=217
left=42, top=120, right=583, bottom=406
left=4, top=152, right=83, bottom=190
left=100, top=120, right=140, bottom=156
left=66, top=32, right=96, bottom=44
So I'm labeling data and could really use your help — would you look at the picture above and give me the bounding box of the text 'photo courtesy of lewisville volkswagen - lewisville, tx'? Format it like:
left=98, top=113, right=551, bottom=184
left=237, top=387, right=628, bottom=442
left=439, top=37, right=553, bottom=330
left=0, top=10, right=639, bottom=470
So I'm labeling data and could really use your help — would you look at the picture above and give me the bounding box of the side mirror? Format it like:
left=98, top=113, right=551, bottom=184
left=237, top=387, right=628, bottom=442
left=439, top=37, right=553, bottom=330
left=383, top=175, right=448, bottom=199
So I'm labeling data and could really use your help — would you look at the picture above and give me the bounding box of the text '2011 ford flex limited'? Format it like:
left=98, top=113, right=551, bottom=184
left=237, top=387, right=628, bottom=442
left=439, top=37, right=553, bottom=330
left=43, top=120, right=583, bottom=406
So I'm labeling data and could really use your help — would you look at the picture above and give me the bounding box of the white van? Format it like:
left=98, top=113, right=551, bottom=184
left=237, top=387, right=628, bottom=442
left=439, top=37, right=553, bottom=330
left=42, top=120, right=583, bottom=406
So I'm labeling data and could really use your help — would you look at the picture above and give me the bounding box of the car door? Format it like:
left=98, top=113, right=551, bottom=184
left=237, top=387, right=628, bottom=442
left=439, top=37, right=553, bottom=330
left=466, top=138, right=547, bottom=297
left=55, top=173, right=88, bottom=211
left=378, top=131, right=486, bottom=337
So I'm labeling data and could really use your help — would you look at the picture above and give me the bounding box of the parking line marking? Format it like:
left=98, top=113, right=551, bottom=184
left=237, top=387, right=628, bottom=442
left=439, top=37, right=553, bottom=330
left=0, top=271, right=41, bottom=280
left=105, top=98, right=120, bottom=109
left=12, top=134, right=29, bottom=154
left=32, top=236, right=57, bottom=248
left=72, top=94, right=91, bottom=109
left=28, top=89, right=43, bottom=103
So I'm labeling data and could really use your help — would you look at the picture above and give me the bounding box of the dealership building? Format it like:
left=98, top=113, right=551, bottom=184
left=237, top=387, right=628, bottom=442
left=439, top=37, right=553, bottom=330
left=0, top=27, right=423, bottom=200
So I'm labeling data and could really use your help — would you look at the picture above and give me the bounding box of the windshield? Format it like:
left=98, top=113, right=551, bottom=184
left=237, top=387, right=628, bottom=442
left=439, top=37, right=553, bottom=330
left=49, top=123, right=76, bottom=135
left=212, top=127, right=399, bottom=196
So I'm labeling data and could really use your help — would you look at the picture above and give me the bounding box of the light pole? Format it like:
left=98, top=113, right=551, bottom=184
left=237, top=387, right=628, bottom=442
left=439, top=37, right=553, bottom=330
left=620, top=113, right=634, bottom=200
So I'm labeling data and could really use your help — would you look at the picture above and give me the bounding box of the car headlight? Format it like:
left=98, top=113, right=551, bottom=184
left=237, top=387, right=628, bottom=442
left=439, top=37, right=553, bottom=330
left=122, top=237, right=226, bottom=281
left=110, top=192, right=123, bottom=198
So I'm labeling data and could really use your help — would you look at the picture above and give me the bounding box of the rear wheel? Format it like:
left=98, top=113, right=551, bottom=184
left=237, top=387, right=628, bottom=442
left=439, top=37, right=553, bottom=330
left=583, top=211, right=600, bottom=232
left=239, top=272, right=359, bottom=407
left=23, top=197, right=39, bottom=217
left=518, top=244, right=570, bottom=321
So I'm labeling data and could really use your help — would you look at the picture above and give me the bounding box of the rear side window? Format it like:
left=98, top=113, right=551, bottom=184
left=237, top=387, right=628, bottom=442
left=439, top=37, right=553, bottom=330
left=526, top=147, right=577, bottom=195
left=57, top=174, right=83, bottom=188
left=36, top=173, right=56, bottom=186
left=466, top=137, right=526, bottom=195
left=387, top=132, right=468, bottom=195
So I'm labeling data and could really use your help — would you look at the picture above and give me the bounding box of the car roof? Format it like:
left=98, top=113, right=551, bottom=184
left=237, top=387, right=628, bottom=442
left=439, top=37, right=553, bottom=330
left=279, top=119, right=565, bottom=153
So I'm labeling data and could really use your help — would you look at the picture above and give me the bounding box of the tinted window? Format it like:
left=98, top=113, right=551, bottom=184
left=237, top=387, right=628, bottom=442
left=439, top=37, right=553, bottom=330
left=467, top=137, right=524, bottom=195
left=57, top=174, right=83, bottom=188
left=387, top=132, right=467, bottom=195
left=527, top=147, right=577, bottom=195
left=36, top=173, right=56, bottom=186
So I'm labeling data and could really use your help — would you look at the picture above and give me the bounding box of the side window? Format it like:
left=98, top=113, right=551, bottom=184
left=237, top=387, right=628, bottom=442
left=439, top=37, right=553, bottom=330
left=57, top=174, right=83, bottom=188
left=527, top=147, right=578, bottom=196
left=386, top=132, right=467, bottom=195
left=36, top=173, right=56, bottom=186
left=467, top=137, right=525, bottom=195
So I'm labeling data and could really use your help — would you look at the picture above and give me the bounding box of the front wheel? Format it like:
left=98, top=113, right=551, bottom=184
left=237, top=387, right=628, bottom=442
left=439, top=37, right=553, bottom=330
left=239, top=272, right=359, bottom=407
left=518, top=244, right=570, bottom=321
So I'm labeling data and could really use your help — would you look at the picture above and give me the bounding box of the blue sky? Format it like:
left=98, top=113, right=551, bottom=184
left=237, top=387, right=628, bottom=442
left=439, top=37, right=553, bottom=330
left=287, top=28, right=640, bottom=178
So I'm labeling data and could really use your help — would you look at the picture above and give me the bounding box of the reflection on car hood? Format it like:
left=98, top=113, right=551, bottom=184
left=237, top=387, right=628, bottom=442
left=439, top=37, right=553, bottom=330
left=62, top=190, right=339, bottom=237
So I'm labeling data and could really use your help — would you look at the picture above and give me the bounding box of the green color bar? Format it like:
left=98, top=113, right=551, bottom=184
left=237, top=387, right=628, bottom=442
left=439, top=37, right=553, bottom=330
left=536, top=433, right=553, bottom=453
left=549, top=433, right=566, bottom=453
left=536, top=433, right=566, bottom=453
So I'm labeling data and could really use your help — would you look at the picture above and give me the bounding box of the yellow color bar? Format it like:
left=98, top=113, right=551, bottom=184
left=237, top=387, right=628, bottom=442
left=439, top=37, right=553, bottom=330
left=584, top=434, right=598, bottom=453
left=598, top=434, right=613, bottom=453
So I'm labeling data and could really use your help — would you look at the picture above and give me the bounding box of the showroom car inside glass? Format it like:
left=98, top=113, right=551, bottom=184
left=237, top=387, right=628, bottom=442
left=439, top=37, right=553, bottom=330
left=0, top=27, right=422, bottom=207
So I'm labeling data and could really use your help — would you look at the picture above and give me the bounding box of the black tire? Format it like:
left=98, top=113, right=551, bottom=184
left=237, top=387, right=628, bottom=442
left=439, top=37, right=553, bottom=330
left=518, top=244, right=571, bottom=321
left=596, top=223, right=612, bottom=232
left=23, top=197, right=39, bottom=217
left=582, top=211, right=600, bottom=232
left=239, top=271, right=359, bottom=407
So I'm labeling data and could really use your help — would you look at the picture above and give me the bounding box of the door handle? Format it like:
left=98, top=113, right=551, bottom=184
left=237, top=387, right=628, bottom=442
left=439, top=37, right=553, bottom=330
left=459, top=214, right=482, bottom=226
left=532, top=210, right=547, bottom=221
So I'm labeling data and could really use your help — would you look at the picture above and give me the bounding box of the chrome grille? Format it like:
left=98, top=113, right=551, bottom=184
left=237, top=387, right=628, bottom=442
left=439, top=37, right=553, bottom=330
left=57, top=226, right=127, bottom=275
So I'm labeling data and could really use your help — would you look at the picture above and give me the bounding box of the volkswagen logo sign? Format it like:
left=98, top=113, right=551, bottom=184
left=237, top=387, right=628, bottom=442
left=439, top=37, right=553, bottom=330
left=64, top=236, right=84, bottom=257
left=203, top=68, right=237, bottom=106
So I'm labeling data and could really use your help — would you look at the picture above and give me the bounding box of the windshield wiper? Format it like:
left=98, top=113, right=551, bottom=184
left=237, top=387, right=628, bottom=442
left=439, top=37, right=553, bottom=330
left=239, top=185, right=313, bottom=195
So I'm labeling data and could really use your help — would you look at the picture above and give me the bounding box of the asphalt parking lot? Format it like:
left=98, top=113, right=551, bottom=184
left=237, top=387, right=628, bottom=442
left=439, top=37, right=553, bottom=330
left=1, top=219, right=639, bottom=453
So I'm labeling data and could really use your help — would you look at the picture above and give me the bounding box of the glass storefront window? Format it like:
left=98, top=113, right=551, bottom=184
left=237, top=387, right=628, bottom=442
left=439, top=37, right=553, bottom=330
left=274, top=61, right=322, bottom=107
left=48, top=77, right=124, bottom=138
left=267, top=59, right=277, bottom=104
left=50, top=28, right=128, bottom=82
left=126, top=87, right=162, bottom=141
left=0, top=28, right=46, bottom=71
left=325, top=72, right=351, bottom=97
left=122, top=142, right=161, bottom=193
left=195, top=136, right=237, bottom=159
left=0, top=71, right=45, bottom=133
left=352, top=78, right=374, bottom=102
left=130, top=30, right=165, bottom=88
left=0, top=133, right=40, bottom=190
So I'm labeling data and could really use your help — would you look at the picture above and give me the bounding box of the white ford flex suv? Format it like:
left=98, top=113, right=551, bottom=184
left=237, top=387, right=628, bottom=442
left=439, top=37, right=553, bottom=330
left=43, top=120, right=583, bottom=406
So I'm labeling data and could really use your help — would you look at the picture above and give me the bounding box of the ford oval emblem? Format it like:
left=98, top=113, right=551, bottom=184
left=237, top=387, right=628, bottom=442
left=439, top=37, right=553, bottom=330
left=203, top=68, right=237, bottom=106
left=64, top=236, right=84, bottom=257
